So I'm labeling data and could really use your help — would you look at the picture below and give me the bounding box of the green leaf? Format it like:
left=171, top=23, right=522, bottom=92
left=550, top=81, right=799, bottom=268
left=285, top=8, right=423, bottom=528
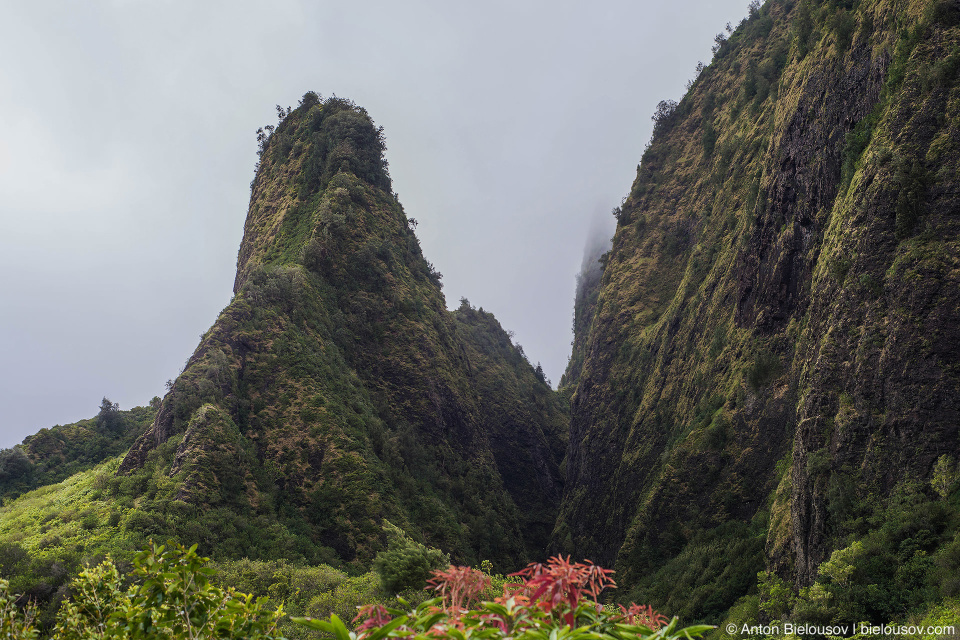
left=364, top=615, right=407, bottom=640
left=415, top=612, right=446, bottom=630
left=678, top=624, right=715, bottom=639
left=330, top=613, right=354, bottom=640
left=480, top=602, right=509, bottom=616
left=290, top=616, right=332, bottom=631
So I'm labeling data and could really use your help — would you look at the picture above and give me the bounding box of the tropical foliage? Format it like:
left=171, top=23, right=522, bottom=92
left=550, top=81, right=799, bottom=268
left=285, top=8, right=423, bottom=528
left=0, top=549, right=712, bottom=640
left=4, top=0, right=960, bottom=637
left=0, top=543, right=284, bottom=640
left=0, top=404, right=154, bottom=502
left=294, top=556, right=712, bottom=640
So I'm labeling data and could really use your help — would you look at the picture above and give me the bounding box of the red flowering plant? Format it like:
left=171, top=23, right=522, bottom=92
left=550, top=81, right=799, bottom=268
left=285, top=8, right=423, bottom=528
left=293, top=556, right=713, bottom=640
left=427, top=565, right=491, bottom=618
left=508, top=555, right=616, bottom=626
left=618, top=603, right=669, bottom=629
left=352, top=604, right=393, bottom=635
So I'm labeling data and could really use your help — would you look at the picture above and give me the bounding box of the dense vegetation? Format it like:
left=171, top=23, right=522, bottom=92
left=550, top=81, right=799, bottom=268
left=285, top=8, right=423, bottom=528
left=559, top=0, right=960, bottom=633
left=0, top=546, right=712, bottom=640
left=3, top=0, right=960, bottom=636
left=0, top=463, right=513, bottom=635
left=0, top=401, right=155, bottom=502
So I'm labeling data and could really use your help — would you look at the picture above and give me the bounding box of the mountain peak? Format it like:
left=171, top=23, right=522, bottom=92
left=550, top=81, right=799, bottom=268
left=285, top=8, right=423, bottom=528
left=235, top=94, right=393, bottom=293
left=116, top=93, right=567, bottom=569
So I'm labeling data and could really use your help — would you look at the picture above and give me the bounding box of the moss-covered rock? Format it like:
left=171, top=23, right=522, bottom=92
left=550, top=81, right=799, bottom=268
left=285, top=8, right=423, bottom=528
left=559, top=0, right=960, bottom=622
left=118, top=95, right=567, bottom=571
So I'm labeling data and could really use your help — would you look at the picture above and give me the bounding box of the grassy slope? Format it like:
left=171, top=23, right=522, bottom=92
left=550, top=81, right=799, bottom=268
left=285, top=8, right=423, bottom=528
left=0, top=405, right=155, bottom=502
left=0, top=460, right=389, bottom=635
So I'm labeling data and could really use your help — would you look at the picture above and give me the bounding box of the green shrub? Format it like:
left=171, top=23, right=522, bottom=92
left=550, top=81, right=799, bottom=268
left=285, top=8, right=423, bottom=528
left=857, top=273, right=882, bottom=298
left=841, top=108, right=879, bottom=190
left=746, top=350, right=782, bottom=390
left=794, top=0, right=815, bottom=59
left=757, top=570, right=795, bottom=621
left=52, top=542, right=284, bottom=640
left=703, top=119, right=717, bottom=156
left=926, top=0, right=960, bottom=27
left=933, top=535, right=960, bottom=596
left=305, top=572, right=383, bottom=625
left=0, top=579, right=37, bottom=640
left=372, top=522, right=449, bottom=594
left=828, top=254, right=852, bottom=283
left=832, top=11, right=856, bottom=52
left=932, top=455, right=959, bottom=498
left=0, top=448, right=32, bottom=482
left=894, top=158, right=928, bottom=239
left=931, top=48, right=960, bottom=88
left=80, top=511, right=98, bottom=531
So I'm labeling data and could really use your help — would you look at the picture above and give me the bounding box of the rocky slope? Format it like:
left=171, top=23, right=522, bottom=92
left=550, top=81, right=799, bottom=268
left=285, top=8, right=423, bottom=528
left=558, top=0, right=960, bottom=622
left=118, top=94, right=567, bottom=569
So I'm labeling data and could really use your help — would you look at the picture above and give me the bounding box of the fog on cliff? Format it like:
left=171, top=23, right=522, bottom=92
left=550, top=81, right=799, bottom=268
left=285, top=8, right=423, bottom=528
left=0, top=0, right=752, bottom=447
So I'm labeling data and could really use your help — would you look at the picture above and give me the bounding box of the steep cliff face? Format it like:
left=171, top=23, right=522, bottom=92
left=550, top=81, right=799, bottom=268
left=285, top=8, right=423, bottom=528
left=558, top=0, right=960, bottom=621
left=560, top=231, right=610, bottom=391
left=120, top=94, right=566, bottom=569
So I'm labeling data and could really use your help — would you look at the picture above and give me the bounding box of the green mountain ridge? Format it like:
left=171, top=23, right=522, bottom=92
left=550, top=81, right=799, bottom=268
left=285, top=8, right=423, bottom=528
left=0, top=403, right=155, bottom=502
left=558, top=0, right=960, bottom=626
left=68, top=94, right=564, bottom=572
left=3, top=0, right=960, bottom=632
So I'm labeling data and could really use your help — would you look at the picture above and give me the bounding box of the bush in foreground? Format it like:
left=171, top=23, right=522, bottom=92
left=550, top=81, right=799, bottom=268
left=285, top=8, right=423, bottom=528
left=0, top=547, right=708, bottom=640
left=0, top=542, right=285, bottom=640
left=294, top=556, right=713, bottom=640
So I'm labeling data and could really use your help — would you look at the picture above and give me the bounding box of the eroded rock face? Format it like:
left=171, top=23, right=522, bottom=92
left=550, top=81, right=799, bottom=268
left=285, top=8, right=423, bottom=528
left=558, top=0, right=960, bottom=616
left=789, top=54, right=960, bottom=581
left=735, top=47, right=888, bottom=334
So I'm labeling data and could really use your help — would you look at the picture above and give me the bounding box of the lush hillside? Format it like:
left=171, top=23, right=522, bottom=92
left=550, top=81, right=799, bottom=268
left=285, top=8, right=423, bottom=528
left=557, top=0, right=960, bottom=627
left=3, top=0, right=960, bottom=634
left=0, top=401, right=155, bottom=502
left=113, top=94, right=567, bottom=571
left=0, top=95, right=567, bottom=634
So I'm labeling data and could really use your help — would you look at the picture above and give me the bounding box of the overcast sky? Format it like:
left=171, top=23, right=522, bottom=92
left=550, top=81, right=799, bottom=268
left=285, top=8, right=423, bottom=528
left=0, top=0, right=753, bottom=449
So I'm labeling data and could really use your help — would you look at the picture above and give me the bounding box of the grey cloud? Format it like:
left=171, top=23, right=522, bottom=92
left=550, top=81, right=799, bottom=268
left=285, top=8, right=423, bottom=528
left=0, top=0, right=753, bottom=447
